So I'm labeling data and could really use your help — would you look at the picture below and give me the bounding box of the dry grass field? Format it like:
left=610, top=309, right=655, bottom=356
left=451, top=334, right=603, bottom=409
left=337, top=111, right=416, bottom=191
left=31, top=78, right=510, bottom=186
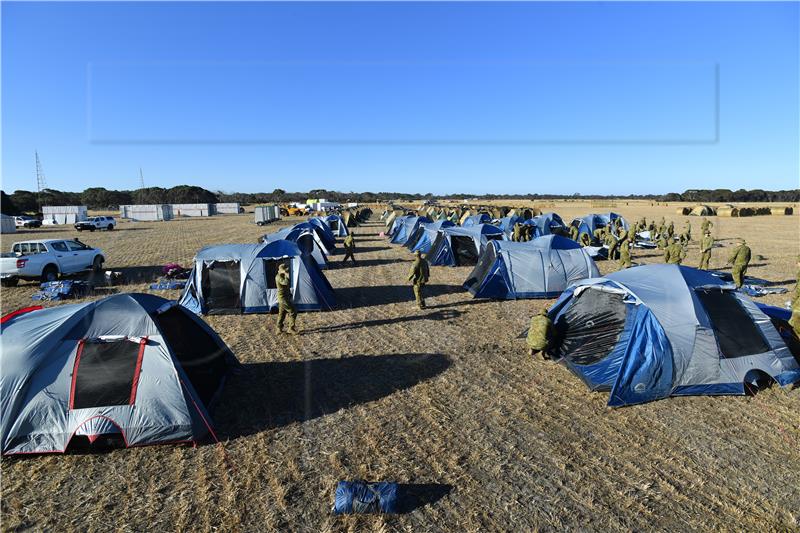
left=1, top=201, right=799, bottom=532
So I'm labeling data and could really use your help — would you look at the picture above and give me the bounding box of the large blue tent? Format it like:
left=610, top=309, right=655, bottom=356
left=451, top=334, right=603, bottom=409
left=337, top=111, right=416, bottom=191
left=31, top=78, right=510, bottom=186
left=179, top=240, right=336, bottom=314
left=570, top=212, right=629, bottom=241
left=427, top=224, right=506, bottom=266
left=548, top=264, right=800, bottom=406
left=462, top=213, right=491, bottom=227
left=404, top=220, right=455, bottom=253
left=523, top=213, right=568, bottom=238
left=464, top=236, right=599, bottom=299
left=262, top=222, right=330, bottom=268
left=390, top=215, right=432, bottom=245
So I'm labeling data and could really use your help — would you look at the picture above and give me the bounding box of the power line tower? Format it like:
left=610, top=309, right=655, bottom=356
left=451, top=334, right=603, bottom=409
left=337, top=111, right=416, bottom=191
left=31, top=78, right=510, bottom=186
left=137, top=168, right=145, bottom=203
left=35, top=151, right=47, bottom=213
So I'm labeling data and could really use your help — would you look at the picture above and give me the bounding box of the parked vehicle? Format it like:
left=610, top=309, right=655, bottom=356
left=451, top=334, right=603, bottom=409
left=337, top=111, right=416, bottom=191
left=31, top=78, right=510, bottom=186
left=0, top=239, right=105, bottom=286
left=74, top=216, right=115, bottom=231
left=14, top=216, right=42, bottom=229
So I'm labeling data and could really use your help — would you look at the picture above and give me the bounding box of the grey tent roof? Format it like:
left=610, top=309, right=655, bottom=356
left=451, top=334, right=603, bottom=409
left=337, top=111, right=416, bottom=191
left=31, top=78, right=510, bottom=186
left=0, top=294, right=237, bottom=454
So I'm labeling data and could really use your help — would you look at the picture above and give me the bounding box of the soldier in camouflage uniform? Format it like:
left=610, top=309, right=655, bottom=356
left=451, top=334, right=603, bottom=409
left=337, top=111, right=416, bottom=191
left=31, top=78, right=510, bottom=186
left=679, top=220, right=692, bottom=245
left=664, top=241, right=686, bottom=264
left=569, top=224, right=579, bottom=241
left=699, top=230, right=714, bottom=270
left=527, top=308, right=554, bottom=359
left=727, top=238, right=751, bottom=288
left=606, top=226, right=620, bottom=260
left=512, top=222, right=522, bottom=242
left=618, top=227, right=635, bottom=269
left=700, top=217, right=713, bottom=234
left=275, top=263, right=298, bottom=334
left=579, top=232, right=591, bottom=247
left=342, top=233, right=356, bottom=264
left=408, top=250, right=430, bottom=309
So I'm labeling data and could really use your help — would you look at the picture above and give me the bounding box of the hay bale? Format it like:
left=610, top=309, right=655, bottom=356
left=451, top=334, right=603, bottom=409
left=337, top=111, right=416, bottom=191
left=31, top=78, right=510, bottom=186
left=676, top=207, right=691, bottom=215
left=689, top=205, right=715, bottom=216
left=738, top=207, right=755, bottom=217
left=784, top=207, right=794, bottom=215
left=716, top=206, right=739, bottom=217
left=755, top=207, right=771, bottom=215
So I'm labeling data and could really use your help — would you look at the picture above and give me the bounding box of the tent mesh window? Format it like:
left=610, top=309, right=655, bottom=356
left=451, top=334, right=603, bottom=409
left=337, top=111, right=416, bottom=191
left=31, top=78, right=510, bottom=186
left=464, top=244, right=497, bottom=293
left=450, top=235, right=478, bottom=266
left=72, top=340, right=139, bottom=409
left=696, top=290, right=771, bottom=358
left=328, top=219, right=339, bottom=231
left=201, top=261, right=241, bottom=314
left=153, top=307, right=228, bottom=405
left=265, top=259, right=293, bottom=289
left=554, top=289, right=628, bottom=365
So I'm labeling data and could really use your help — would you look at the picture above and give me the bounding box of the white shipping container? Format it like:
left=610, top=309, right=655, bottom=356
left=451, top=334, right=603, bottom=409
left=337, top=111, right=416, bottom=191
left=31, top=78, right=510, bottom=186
left=215, top=203, right=241, bottom=214
left=41, top=205, right=88, bottom=224
left=171, top=203, right=213, bottom=217
left=120, top=204, right=173, bottom=221
left=1, top=214, right=16, bottom=234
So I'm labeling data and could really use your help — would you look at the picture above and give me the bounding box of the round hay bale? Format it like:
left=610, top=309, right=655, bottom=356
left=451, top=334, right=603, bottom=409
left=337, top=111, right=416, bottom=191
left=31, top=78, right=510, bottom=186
left=738, top=207, right=755, bottom=217
left=676, top=207, right=691, bottom=215
left=716, top=206, right=738, bottom=217
left=784, top=207, right=794, bottom=215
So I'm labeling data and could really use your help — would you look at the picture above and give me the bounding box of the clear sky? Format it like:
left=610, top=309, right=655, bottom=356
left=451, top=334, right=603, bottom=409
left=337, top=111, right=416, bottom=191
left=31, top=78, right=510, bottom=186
left=2, top=1, right=798, bottom=195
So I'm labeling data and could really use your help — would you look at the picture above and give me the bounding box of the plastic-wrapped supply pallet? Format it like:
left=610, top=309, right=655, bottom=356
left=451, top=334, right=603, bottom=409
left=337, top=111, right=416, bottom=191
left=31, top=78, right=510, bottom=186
left=42, top=205, right=88, bottom=225
left=171, top=203, right=213, bottom=217
left=254, top=205, right=281, bottom=225
left=0, top=214, right=16, bottom=234
left=332, top=481, right=398, bottom=515
left=120, top=204, right=174, bottom=221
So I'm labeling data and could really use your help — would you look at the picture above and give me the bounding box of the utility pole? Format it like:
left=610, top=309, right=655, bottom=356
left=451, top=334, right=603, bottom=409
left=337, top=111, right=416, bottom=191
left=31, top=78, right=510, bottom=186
left=138, top=168, right=145, bottom=203
left=35, top=151, right=47, bottom=214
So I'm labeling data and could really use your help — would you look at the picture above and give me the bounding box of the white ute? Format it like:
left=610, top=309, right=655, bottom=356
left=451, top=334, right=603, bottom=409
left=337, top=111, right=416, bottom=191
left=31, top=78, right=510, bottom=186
left=0, top=239, right=105, bottom=287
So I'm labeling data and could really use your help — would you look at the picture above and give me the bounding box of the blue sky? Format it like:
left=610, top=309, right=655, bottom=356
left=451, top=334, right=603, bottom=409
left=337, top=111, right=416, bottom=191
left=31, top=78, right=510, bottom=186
left=2, top=1, right=798, bottom=195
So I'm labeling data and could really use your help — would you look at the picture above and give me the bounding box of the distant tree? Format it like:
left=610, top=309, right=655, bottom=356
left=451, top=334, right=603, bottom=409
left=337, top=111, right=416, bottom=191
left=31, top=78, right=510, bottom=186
left=165, top=185, right=218, bottom=204
left=1, top=191, right=18, bottom=215
left=10, top=190, right=38, bottom=213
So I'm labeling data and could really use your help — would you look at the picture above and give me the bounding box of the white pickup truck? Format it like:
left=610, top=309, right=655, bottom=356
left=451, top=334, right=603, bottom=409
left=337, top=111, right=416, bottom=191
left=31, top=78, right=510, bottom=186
left=0, top=239, right=105, bottom=287
left=75, top=216, right=116, bottom=231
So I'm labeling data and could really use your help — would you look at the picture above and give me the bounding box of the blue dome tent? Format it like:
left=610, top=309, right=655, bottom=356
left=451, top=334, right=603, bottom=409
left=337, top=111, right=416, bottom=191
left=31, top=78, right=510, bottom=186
left=548, top=264, right=800, bottom=406
left=179, top=240, right=336, bottom=315
left=427, top=224, right=506, bottom=266
left=464, top=236, right=599, bottom=299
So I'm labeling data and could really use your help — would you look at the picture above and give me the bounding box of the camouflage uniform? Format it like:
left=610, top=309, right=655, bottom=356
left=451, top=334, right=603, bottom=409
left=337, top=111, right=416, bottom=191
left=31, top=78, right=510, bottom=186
left=700, top=217, right=713, bottom=234
left=618, top=228, right=635, bottom=269
left=512, top=223, right=522, bottom=242
left=678, top=221, right=692, bottom=245
left=579, top=232, right=591, bottom=247
left=699, top=231, right=714, bottom=270
left=569, top=225, right=579, bottom=241
left=342, top=234, right=356, bottom=264
left=664, top=241, right=685, bottom=264
left=275, top=264, right=297, bottom=334
left=667, top=221, right=675, bottom=238
left=727, top=239, right=751, bottom=288
left=527, top=308, right=554, bottom=359
left=408, top=251, right=430, bottom=309
left=592, top=227, right=605, bottom=244
left=607, top=227, right=620, bottom=260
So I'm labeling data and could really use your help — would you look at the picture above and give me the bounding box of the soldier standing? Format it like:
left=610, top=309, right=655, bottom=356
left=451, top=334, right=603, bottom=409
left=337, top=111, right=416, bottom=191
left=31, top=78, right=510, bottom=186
left=700, top=217, right=713, bottom=234
left=727, top=238, right=751, bottom=288
left=699, top=230, right=714, bottom=270
left=275, top=263, right=298, bottom=334
left=664, top=241, right=686, bottom=264
left=512, top=222, right=522, bottom=242
left=618, top=227, right=635, bottom=269
left=569, top=224, right=579, bottom=241
left=408, top=250, right=430, bottom=309
left=342, top=233, right=356, bottom=264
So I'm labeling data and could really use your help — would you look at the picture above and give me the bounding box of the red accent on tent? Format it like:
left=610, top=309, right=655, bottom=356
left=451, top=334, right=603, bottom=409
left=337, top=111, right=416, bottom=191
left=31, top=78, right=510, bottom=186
left=129, top=337, right=148, bottom=405
left=68, top=339, right=86, bottom=410
left=1, top=305, right=43, bottom=324
left=68, top=415, right=129, bottom=447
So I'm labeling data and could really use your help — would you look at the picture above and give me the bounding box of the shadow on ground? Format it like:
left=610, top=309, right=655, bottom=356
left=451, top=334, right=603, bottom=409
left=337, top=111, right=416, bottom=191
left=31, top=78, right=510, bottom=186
left=217, top=353, right=451, bottom=438
left=397, top=483, right=453, bottom=513
left=336, top=284, right=465, bottom=308
left=303, top=309, right=461, bottom=334
left=327, top=258, right=408, bottom=269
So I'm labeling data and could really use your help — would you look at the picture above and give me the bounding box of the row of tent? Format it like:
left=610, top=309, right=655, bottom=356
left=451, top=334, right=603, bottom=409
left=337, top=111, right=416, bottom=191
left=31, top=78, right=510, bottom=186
left=0, top=211, right=378, bottom=455
left=178, top=215, right=354, bottom=315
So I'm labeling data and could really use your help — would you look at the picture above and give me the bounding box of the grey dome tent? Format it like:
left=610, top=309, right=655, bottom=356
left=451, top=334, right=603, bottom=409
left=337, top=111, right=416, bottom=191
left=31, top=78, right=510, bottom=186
left=427, top=224, right=506, bottom=266
left=523, top=212, right=568, bottom=238
left=547, top=265, right=800, bottom=406
left=571, top=213, right=629, bottom=242
left=179, top=240, right=336, bottom=315
left=0, top=294, right=237, bottom=455
left=391, top=215, right=432, bottom=245
left=465, top=236, right=599, bottom=299
left=404, top=220, right=455, bottom=253
left=262, top=222, right=331, bottom=268
left=461, top=213, right=491, bottom=227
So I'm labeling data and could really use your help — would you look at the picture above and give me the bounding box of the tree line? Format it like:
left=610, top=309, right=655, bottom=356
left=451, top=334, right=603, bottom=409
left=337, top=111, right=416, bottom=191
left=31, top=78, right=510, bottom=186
left=1, top=186, right=797, bottom=215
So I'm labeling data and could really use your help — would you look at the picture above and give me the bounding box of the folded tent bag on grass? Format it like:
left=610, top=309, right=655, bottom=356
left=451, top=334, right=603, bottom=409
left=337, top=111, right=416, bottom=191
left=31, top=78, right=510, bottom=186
left=333, top=481, right=399, bottom=514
